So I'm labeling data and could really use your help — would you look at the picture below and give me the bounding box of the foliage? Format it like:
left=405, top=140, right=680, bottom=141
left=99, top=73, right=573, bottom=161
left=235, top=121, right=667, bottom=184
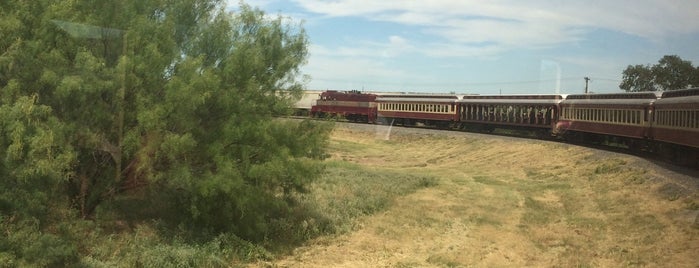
left=620, top=55, right=699, bottom=91
left=0, top=0, right=330, bottom=265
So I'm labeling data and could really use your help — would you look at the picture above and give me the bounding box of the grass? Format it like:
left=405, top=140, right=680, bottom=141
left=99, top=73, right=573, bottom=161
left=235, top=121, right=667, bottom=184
left=302, top=160, right=438, bottom=234
left=263, top=124, right=699, bottom=267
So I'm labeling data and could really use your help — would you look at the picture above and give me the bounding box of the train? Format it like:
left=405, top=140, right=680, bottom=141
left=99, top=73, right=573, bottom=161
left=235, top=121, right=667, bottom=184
left=309, top=88, right=699, bottom=167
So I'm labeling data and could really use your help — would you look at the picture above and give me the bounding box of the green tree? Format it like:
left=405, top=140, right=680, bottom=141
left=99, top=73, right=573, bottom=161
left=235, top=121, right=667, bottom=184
left=619, top=64, right=656, bottom=92
left=619, top=55, right=699, bottom=92
left=1, top=0, right=329, bottom=245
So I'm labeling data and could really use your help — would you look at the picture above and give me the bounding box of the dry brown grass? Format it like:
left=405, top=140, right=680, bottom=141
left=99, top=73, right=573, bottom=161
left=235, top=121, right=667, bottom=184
left=258, top=124, right=699, bottom=267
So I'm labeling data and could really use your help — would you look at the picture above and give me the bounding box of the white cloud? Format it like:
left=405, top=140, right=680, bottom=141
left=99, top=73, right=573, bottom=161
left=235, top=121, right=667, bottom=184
left=293, top=0, right=699, bottom=52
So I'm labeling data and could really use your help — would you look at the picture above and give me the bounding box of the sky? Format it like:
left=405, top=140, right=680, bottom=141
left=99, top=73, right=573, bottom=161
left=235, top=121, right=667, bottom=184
left=226, top=0, right=699, bottom=95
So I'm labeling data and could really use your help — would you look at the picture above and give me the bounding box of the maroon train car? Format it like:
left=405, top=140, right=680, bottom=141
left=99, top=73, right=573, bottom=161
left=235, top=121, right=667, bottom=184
left=651, top=88, right=699, bottom=149
left=554, top=92, right=658, bottom=143
left=376, top=94, right=459, bottom=128
left=458, top=95, right=563, bottom=133
left=310, top=90, right=378, bottom=123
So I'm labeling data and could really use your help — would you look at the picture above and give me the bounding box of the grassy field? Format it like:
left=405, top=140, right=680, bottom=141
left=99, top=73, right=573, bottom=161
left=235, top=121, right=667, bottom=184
left=259, top=124, right=699, bottom=267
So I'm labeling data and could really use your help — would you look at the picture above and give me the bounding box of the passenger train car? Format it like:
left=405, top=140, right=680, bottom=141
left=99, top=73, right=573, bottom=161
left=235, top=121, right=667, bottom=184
left=458, top=95, right=563, bottom=134
left=554, top=92, right=658, bottom=148
left=652, top=88, right=699, bottom=149
left=376, top=94, right=459, bottom=128
left=309, top=88, right=699, bottom=166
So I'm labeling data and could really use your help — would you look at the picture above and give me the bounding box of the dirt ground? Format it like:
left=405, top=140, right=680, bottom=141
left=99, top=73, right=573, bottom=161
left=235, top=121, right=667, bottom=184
left=259, top=123, right=699, bottom=267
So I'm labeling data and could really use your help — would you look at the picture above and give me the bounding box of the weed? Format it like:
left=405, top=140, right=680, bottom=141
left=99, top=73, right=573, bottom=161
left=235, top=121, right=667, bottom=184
left=657, top=183, right=686, bottom=201
left=426, top=254, right=461, bottom=267
left=521, top=197, right=555, bottom=225
left=593, top=158, right=627, bottom=174
left=472, top=175, right=507, bottom=186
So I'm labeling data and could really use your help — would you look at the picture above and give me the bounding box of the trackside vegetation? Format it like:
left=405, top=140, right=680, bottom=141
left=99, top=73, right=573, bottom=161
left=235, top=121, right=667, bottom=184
left=0, top=0, right=364, bottom=266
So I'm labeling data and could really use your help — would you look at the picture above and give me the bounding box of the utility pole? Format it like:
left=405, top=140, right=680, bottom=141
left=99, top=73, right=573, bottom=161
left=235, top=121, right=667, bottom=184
left=584, top=77, right=591, bottom=94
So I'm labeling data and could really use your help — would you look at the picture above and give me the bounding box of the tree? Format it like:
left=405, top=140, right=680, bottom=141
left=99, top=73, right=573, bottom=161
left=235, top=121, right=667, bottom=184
left=1, top=0, right=330, bottom=245
left=652, top=55, right=697, bottom=91
left=619, top=64, right=656, bottom=92
left=620, top=55, right=699, bottom=92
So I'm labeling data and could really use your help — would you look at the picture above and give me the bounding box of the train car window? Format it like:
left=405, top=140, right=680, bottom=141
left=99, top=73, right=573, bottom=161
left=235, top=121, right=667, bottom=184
left=623, top=110, right=627, bottom=123
left=690, top=111, right=693, bottom=128
left=586, top=108, right=590, bottom=121
left=629, top=110, right=633, bottom=124
left=671, top=111, right=676, bottom=127
left=602, top=110, right=606, bottom=122
left=662, top=111, right=667, bottom=126
left=591, top=109, right=596, bottom=121
left=620, top=110, right=625, bottom=124
left=637, top=111, right=641, bottom=124
left=688, top=111, right=693, bottom=128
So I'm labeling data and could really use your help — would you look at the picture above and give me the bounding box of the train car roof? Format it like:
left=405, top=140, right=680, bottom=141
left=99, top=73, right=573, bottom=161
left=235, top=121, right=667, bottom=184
left=458, top=94, right=564, bottom=105
left=376, top=93, right=460, bottom=99
left=375, top=97, right=459, bottom=103
left=659, top=87, right=699, bottom=98
left=462, top=94, right=565, bottom=100
left=655, top=88, right=699, bottom=106
left=561, top=98, right=657, bottom=106
left=562, top=92, right=659, bottom=106
left=565, top=92, right=660, bottom=100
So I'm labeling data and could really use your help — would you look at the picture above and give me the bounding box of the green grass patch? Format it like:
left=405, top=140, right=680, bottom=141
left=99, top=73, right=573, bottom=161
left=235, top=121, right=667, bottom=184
left=521, top=197, right=556, bottom=225
left=593, top=158, right=627, bottom=174
left=306, top=161, right=438, bottom=234
left=472, top=175, right=508, bottom=186
left=426, top=254, right=461, bottom=267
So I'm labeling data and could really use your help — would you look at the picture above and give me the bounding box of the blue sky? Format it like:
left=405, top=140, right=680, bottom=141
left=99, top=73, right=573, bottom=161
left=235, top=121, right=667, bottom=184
left=227, top=0, right=699, bottom=94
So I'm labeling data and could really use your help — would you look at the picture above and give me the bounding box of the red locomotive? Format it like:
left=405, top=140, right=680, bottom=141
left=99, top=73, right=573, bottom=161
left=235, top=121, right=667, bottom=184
left=310, top=90, right=377, bottom=123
